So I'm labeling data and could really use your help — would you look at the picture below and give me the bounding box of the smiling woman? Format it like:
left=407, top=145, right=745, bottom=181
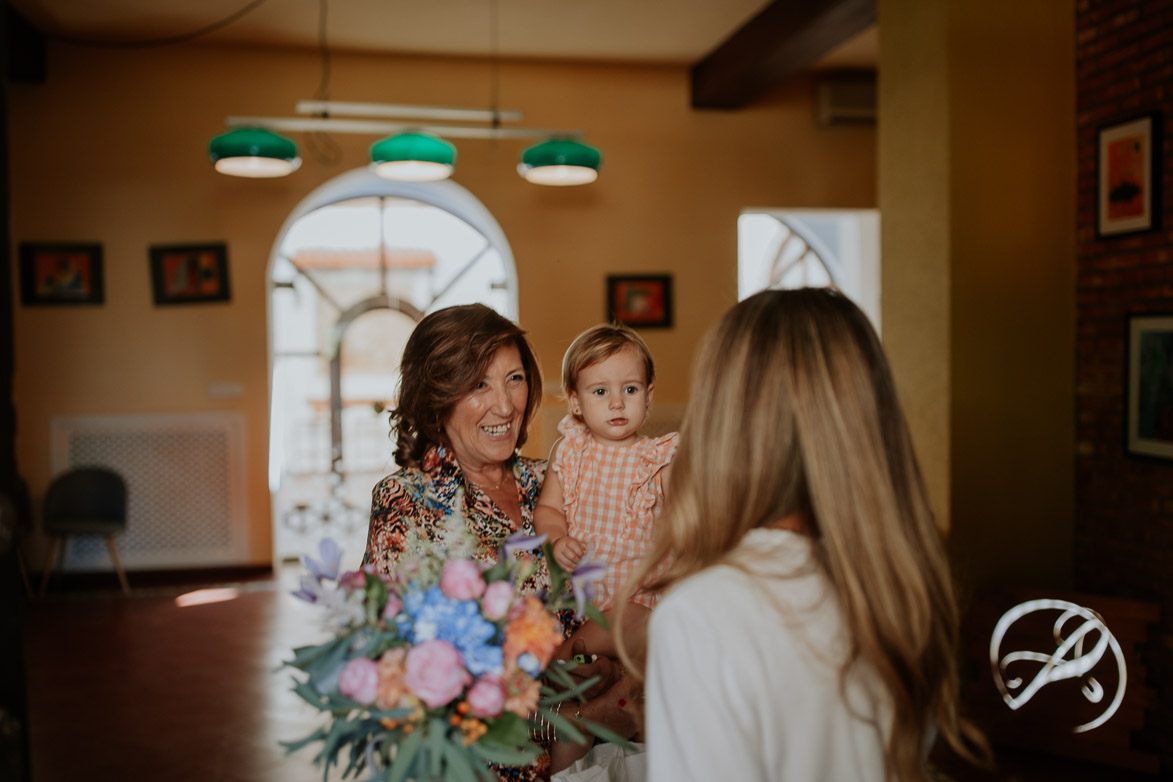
left=362, top=303, right=545, bottom=572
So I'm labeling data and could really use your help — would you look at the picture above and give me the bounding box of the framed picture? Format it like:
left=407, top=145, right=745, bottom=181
left=149, top=243, right=231, bottom=305
left=18, top=243, right=104, bottom=305
left=606, top=274, right=673, bottom=329
left=1126, top=314, right=1173, bottom=460
left=1097, top=113, right=1162, bottom=238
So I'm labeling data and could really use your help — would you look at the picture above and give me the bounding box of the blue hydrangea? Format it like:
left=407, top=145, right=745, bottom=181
left=399, top=584, right=503, bottom=676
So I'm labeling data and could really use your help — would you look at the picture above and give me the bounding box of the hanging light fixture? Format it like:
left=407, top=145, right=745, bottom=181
left=369, top=131, right=456, bottom=182
left=208, top=128, right=301, bottom=178
left=518, top=138, right=601, bottom=186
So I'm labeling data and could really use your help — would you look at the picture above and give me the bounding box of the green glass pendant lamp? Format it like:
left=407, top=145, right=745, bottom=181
left=518, top=138, right=602, bottom=186
left=208, top=128, right=301, bottom=178
left=370, top=131, right=457, bottom=182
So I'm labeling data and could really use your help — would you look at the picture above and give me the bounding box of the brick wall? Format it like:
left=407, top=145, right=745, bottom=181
left=1075, top=0, right=1173, bottom=769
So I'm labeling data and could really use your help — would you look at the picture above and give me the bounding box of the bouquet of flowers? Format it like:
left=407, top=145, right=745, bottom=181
left=283, top=531, right=619, bottom=782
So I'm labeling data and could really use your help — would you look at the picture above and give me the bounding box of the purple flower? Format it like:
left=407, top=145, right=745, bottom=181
left=291, top=574, right=321, bottom=603
left=503, top=532, right=548, bottom=558
left=570, top=548, right=607, bottom=618
left=304, top=539, right=342, bottom=583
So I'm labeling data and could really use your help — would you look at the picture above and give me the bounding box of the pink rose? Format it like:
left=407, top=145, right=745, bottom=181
left=382, top=592, right=403, bottom=620
left=405, top=640, right=472, bottom=708
left=338, top=657, right=379, bottom=705
left=466, top=674, right=506, bottom=718
left=339, top=570, right=367, bottom=591
left=440, top=559, right=486, bottom=601
left=481, top=581, right=515, bottom=621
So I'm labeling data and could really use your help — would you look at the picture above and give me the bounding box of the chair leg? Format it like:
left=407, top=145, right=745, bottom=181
left=105, top=537, right=130, bottom=596
left=39, top=536, right=61, bottom=599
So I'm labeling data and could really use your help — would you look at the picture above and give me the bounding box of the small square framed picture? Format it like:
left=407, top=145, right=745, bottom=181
left=19, top=243, right=104, bottom=305
left=149, top=243, right=231, bottom=305
left=606, top=274, right=673, bottom=329
left=1097, top=113, right=1162, bottom=238
left=1126, top=314, right=1173, bottom=460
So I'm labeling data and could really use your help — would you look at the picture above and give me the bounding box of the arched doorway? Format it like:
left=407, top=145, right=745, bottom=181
left=266, top=170, right=518, bottom=568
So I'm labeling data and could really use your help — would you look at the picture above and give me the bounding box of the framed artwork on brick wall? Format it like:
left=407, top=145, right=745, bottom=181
left=1097, top=113, right=1162, bottom=238
left=1126, top=314, right=1173, bottom=460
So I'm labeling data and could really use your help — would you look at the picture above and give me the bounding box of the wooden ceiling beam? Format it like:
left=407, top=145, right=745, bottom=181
left=691, top=0, right=875, bottom=110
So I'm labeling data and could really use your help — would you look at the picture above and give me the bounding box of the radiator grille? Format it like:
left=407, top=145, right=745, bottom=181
left=51, top=413, right=248, bottom=570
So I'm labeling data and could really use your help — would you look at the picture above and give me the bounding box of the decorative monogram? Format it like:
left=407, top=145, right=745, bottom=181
left=989, top=598, right=1127, bottom=733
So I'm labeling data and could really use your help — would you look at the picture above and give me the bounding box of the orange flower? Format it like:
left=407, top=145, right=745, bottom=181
left=502, top=666, right=541, bottom=718
left=503, top=596, right=563, bottom=672
left=459, top=718, right=488, bottom=746
left=375, top=647, right=408, bottom=710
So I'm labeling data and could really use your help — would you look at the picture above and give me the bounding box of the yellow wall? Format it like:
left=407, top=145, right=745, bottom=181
left=9, top=43, right=876, bottom=565
left=879, top=0, right=1075, bottom=590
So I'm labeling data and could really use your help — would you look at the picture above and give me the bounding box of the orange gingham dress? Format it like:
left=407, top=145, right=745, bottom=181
left=553, top=414, right=679, bottom=610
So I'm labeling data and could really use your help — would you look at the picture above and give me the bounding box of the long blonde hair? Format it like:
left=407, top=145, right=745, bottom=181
left=620, top=288, right=986, bottom=780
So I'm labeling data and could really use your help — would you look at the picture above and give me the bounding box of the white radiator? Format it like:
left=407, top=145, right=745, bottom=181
left=50, top=413, right=249, bottom=571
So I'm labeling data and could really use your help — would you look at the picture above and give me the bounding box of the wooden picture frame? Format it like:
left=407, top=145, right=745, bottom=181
left=606, top=274, right=673, bottom=329
left=18, top=243, right=104, bottom=305
left=1126, top=314, right=1173, bottom=460
left=1097, top=113, right=1162, bottom=238
left=149, top=243, right=231, bottom=305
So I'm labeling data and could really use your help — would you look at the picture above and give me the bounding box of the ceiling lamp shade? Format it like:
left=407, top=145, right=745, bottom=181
left=370, top=132, right=456, bottom=181
left=209, top=128, right=301, bottom=178
left=518, top=138, right=601, bottom=186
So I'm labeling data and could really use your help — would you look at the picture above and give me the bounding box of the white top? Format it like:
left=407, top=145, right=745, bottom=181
left=645, top=528, right=891, bottom=782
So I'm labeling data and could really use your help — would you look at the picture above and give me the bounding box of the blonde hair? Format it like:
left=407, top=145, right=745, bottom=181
left=561, top=323, right=655, bottom=402
left=620, top=288, right=986, bottom=780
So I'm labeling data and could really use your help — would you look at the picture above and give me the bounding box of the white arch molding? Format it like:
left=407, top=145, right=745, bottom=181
left=265, top=168, right=519, bottom=566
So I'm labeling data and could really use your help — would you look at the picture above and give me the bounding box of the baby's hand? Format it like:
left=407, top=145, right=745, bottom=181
left=552, top=535, right=587, bottom=571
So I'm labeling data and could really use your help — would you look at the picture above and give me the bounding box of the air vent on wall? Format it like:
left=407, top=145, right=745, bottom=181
left=815, top=69, right=877, bottom=126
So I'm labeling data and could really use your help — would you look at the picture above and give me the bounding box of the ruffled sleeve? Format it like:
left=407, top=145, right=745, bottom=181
left=553, top=414, right=590, bottom=510
left=623, top=430, right=680, bottom=538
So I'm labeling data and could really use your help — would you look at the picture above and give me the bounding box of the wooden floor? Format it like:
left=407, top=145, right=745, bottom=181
left=20, top=574, right=1164, bottom=782
left=23, top=572, right=336, bottom=782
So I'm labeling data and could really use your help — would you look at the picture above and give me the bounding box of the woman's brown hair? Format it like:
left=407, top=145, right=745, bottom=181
left=391, top=304, right=542, bottom=469
left=620, top=288, right=987, bottom=780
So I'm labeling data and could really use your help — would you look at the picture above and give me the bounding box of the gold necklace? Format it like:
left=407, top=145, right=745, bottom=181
left=468, top=472, right=512, bottom=491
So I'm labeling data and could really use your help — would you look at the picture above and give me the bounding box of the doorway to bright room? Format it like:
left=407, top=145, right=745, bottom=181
left=268, top=172, right=518, bottom=571
left=738, top=209, right=880, bottom=332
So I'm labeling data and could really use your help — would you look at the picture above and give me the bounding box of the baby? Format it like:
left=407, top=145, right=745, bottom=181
left=535, top=323, right=678, bottom=672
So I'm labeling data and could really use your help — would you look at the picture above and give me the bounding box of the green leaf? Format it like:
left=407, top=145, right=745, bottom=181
left=426, top=718, right=447, bottom=778
left=280, top=726, right=329, bottom=755
left=387, top=726, right=424, bottom=782
left=479, top=711, right=530, bottom=749
left=584, top=602, right=610, bottom=631
left=470, top=740, right=541, bottom=767
left=577, top=716, right=636, bottom=750
left=365, top=576, right=389, bottom=625
left=442, top=739, right=483, bottom=782
left=543, top=707, right=587, bottom=746
left=544, top=542, right=567, bottom=600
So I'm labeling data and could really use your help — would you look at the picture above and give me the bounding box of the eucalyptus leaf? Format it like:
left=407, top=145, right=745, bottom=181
left=280, top=726, right=329, bottom=755
left=584, top=602, right=609, bottom=631
left=543, top=707, right=587, bottom=746
left=442, top=739, right=482, bottom=782
left=576, top=716, right=636, bottom=750
left=479, top=711, right=529, bottom=748
left=426, top=719, right=447, bottom=777
left=470, top=740, right=541, bottom=767
left=386, top=726, right=424, bottom=782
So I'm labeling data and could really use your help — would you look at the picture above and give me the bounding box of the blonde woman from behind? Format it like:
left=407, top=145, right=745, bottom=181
left=621, top=288, right=988, bottom=782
